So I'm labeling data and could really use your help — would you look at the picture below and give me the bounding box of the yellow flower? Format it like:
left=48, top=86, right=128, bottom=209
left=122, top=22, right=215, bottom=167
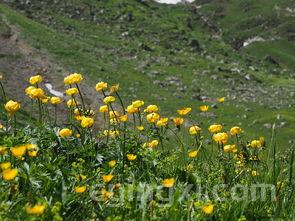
left=144, top=105, right=159, bottom=113
left=30, top=88, right=45, bottom=99
left=41, top=96, right=50, bottom=103
left=208, top=124, right=222, bottom=133
left=25, top=86, right=35, bottom=97
left=66, top=87, right=78, bottom=96
left=127, top=154, right=137, bottom=161
left=177, top=107, right=191, bottom=115
left=223, top=144, right=237, bottom=153
left=172, top=117, right=184, bottom=126
left=199, top=105, right=209, bottom=112
left=67, top=99, right=77, bottom=108
left=64, top=73, right=83, bottom=85
left=137, top=126, right=144, bottom=131
left=109, top=111, right=119, bottom=119
left=148, top=140, right=159, bottom=148
left=50, top=97, right=62, bottom=105
left=0, top=146, right=7, bottom=155
left=59, top=128, right=73, bottom=138
left=2, top=168, right=18, bottom=181
left=217, top=97, right=225, bottom=103
left=11, top=145, right=27, bottom=157
left=28, top=150, right=38, bottom=157
left=213, top=132, right=228, bottom=144
left=189, top=125, right=201, bottom=135
left=104, top=130, right=119, bottom=138
left=188, top=150, right=198, bottom=158
left=4, top=100, right=20, bottom=115
left=102, top=174, right=114, bottom=183
left=29, top=75, right=42, bottom=85
left=126, top=105, right=138, bottom=114
left=251, top=170, right=259, bottom=177
left=99, top=105, right=108, bottom=113
left=132, top=100, right=144, bottom=108
left=0, top=123, right=4, bottom=130
left=162, top=178, right=175, bottom=188
left=75, top=186, right=87, bottom=193
left=109, top=84, right=120, bottom=93
left=146, top=113, right=160, bottom=123
left=103, top=96, right=115, bottom=104
left=201, top=203, right=214, bottom=215
left=250, top=140, right=262, bottom=148
left=0, top=162, right=11, bottom=170
left=80, top=116, right=94, bottom=128
left=156, top=118, right=168, bottom=127
left=119, top=114, right=128, bottom=122
left=259, top=137, right=265, bottom=146
left=95, top=81, right=108, bottom=92
left=230, top=126, right=243, bottom=136
left=108, top=160, right=116, bottom=168
left=101, top=188, right=113, bottom=201
left=26, top=204, right=46, bottom=215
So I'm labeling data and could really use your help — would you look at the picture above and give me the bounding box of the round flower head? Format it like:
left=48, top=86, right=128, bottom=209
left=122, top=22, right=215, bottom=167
left=199, top=105, right=209, bottom=112
left=213, top=132, right=228, bottom=144
left=66, top=88, right=79, bottom=96
left=146, top=113, right=160, bottom=123
left=109, top=84, right=120, bottom=93
left=30, top=88, right=45, bottom=99
left=103, top=96, right=115, bottom=104
left=4, top=100, right=20, bottom=115
left=75, top=186, right=87, bottom=193
left=208, top=124, right=222, bottom=133
left=29, top=75, right=42, bottom=85
left=132, top=100, right=144, bottom=108
left=2, top=168, right=18, bottom=181
left=188, top=150, right=198, bottom=158
left=144, top=105, right=159, bottom=113
left=177, top=107, right=191, bottom=115
left=162, top=178, right=175, bottom=188
left=230, top=126, right=243, bottom=136
left=172, top=117, right=184, bottom=126
left=126, top=105, right=138, bottom=114
left=80, top=116, right=94, bottom=128
left=59, top=128, right=73, bottom=138
left=26, top=204, right=46, bottom=215
left=102, top=174, right=114, bottom=183
left=50, top=97, right=62, bottom=105
left=95, top=81, right=108, bottom=92
left=64, top=73, right=83, bottom=85
left=189, top=125, right=201, bottom=135
left=127, top=153, right=137, bottom=161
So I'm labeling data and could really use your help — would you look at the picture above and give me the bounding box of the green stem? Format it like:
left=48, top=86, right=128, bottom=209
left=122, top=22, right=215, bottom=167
left=75, top=83, right=86, bottom=111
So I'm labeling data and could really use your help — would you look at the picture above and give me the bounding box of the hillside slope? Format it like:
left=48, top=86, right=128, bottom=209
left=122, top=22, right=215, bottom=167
left=0, top=0, right=294, bottom=149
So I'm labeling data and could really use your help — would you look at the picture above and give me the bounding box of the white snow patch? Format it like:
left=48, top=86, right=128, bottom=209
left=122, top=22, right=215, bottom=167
left=243, top=36, right=265, bottom=47
left=45, top=83, right=64, bottom=97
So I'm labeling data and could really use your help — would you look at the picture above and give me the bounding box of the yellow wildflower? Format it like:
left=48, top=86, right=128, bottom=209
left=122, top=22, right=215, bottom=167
left=2, top=168, right=18, bottom=181
left=250, top=140, right=262, bottom=148
left=217, top=97, right=225, bottom=103
left=101, top=188, right=113, bottom=201
left=199, top=105, right=209, bottom=112
left=126, top=105, right=138, bottom=113
left=172, top=117, right=184, bottom=126
left=108, top=160, right=116, bottom=168
left=132, top=100, right=144, bottom=108
left=59, top=128, right=73, bottom=138
left=109, top=84, right=120, bottom=93
left=99, top=105, right=109, bottom=113
left=103, top=96, right=115, bottom=104
left=64, top=73, right=83, bottom=85
left=75, top=186, right=87, bottom=193
left=66, top=87, right=78, bottom=96
left=177, top=107, right=192, bottom=115
left=156, top=118, right=168, bottom=127
left=29, top=75, right=42, bottom=85
left=11, top=145, right=27, bottom=157
left=201, top=203, right=214, bottom=215
left=162, top=178, right=175, bottom=188
left=189, top=125, right=201, bottom=135
left=144, top=105, right=159, bottom=113
left=127, top=154, right=137, bottom=161
left=146, top=113, right=160, bottom=123
left=0, top=162, right=11, bottom=170
left=26, top=204, right=46, bottom=215
left=80, top=116, right=94, bottom=128
left=230, top=126, right=243, bottom=136
left=188, top=150, right=198, bottom=158
left=223, top=144, right=237, bottom=153
left=102, top=174, right=114, bottom=183
left=50, top=97, right=62, bottom=105
left=208, top=124, right=222, bottom=133
left=95, top=81, right=108, bottom=92
left=4, top=100, right=20, bottom=115
left=213, top=132, right=228, bottom=144
left=67, top=99, right=77, bottom=108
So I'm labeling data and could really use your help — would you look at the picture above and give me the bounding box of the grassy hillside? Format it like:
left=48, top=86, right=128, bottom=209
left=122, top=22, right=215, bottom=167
left=0, top=0, right=294, bottom=150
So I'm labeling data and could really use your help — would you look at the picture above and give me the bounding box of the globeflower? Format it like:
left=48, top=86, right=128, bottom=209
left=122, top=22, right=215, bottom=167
left=66, top=88, right=78, bottom=96
left=147, top=140, right=159, bottom=148
left=64, top=73, right=83, bottom=85
left=99, top=105, right=108, bottom=113
left=199, top=105, right=209, bottom=112
left=177, top=107, right=192, bottom=115
left=75, top=186, right=87, bottom=193
left=189, top=125, right=201, bottom=135
left=29, top=75, right=42, bottom=85
left=30, top=88, right=45, bottom=99
left=95, top=81, right=108, bottom=92
left=144, top=105, right=159, bottom=113
left=127, top=154, right=137, bottom=161
left=132, top=100, right=144, bottom=108
left=109, top=84, right=120, bottom=93
left=208, top=124, right=222, bottom=133
left=250, top=140, right=262, bottom=148
left=119, top=114, right=128, bottom=122
left=67, top=99, right=77, bottom=108
left=156, top=118, right=168, bottom=127
left=162, top=178, right=175, bottom=188
left=146, top=113, right=160, bottom=123
left=4, top=100, right=20, bottom=115
left=188, top=150, right=198, bottom=158
left=59, top=128, right=73, bottom=138
left=213, top=132, right=228, bottom=144
left=223, top=144, right=237, bottom=153
left=126, top=105, right=138, bottom=114
left=26, top=204, right=46, bottom=215
left=201, top=203, right=214, bottom=215
left=101, top=188, right=113, bottom=201
left=80, top=116, right=94, bottom=128
left=102, top=174, right=114, bottom=183
left=217, top=97, right=225, bottom=103
left=11, top=145, right=27, bottom=157
left=108, top=160, right=116, bottom=168
left=50, top=97, right=62, bottom=105
left=230, top=126, right=243, bottom=136
left=2, top=168, right=18, bottom=181
left=0, top=162, right=11, bottom=170
left=103, top=96, right=115, bottom=104
left=172, top=117, right=184, bottom=126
